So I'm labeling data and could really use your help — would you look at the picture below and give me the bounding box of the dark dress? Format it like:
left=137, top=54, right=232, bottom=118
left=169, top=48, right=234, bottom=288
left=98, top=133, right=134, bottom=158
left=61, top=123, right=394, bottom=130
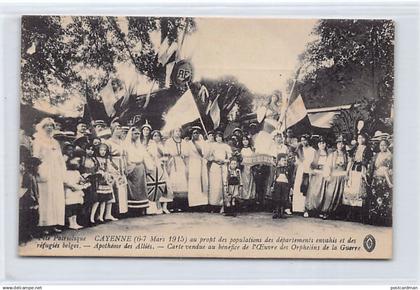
left=367, top=151, right=393, bottom=226
left=81, top=156, right=100, bottom=204
left=305, top=150, right=328, bottom=212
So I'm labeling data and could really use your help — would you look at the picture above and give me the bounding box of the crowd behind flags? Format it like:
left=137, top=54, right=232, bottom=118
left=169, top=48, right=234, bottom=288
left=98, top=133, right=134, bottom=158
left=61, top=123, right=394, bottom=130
left=18, top=109, right=393, bottom=243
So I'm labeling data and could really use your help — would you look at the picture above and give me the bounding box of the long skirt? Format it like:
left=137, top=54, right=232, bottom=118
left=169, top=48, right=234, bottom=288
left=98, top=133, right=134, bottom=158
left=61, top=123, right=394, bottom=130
left=127, top=164, right=149, bottom=211
left=160, top=165, right=173, bottom=203
left=167, top=156, right=188, bottom=199
left=305, top=171, right=327, bottom=211
left=292, top=165, right=307, bottom=213
left=208, top=163, right=226, bottom=206
left=113, top=179, right=129, bottom=214
left=321, top=171, right=346, bottom=213
left=367, top=176, right=392, bottom=226
left=38, top=182, right=65, bottom=226
left=241, top=165, right=256, bottom=200
left=187, top=157, right=209, bottom=207
left=343, top=170, right=366, bottom=207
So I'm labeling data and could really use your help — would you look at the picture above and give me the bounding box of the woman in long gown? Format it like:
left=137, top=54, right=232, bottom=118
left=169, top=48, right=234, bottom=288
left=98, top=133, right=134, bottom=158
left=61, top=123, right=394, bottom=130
left=186, top=127, right=209, bottom=209
left=320, top=136, right=348, bottom=219
left=124, top=127, right=152, bottom=215
left=367, top=139, right=393, bottom=226
left=165, top=128, right=189, bottom=211
left=343, top=133, right=373, bottom=222
left=305, top=136, right=329, bottom=217
left=147, top=130, right=173, bottom=214
left=208, top=132, right=231, bottom=211
left=103, top=121, right=128, bottom=217
left=240, top=136, right=256, bottom=201
left=32, top=118, right=66, bottom=234
left=292, top=135, right=315, bottom=216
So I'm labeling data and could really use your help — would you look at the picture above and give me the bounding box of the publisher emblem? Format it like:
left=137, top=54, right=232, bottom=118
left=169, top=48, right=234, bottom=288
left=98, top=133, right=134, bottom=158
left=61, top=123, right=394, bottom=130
left=363, top=234, right=376, bottom=252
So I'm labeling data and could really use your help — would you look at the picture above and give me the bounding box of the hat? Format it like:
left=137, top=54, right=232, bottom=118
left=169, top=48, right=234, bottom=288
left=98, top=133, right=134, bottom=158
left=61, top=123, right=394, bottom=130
left=151, top=130, right=162, bottom=137
left=232, top=127, right=243, bottom=134
left=93, top=120, right=106, bottom=126
left=190, top=126, right=202, bottom=132
left=97, top=128, right=112, bottom=139
left=53, top=131, right=76, bottom=142
left=371, top=130, right=390, bottom=141
left=141, top=120, right=152, bottom=131
left=207, top=131, right=215, bottom=136
left=121, top=126, right=130, bottom=132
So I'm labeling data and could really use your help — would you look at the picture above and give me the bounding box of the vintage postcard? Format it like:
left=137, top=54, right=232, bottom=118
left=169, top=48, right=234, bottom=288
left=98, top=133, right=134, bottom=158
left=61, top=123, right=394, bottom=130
left=18, top=16, right=393, bottom=258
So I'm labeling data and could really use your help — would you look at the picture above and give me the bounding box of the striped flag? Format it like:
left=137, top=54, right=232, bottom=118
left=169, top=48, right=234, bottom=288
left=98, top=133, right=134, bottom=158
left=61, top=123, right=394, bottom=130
left=280, top=95, right=308, bottom=131
left=161, top=89, right=201, bottom=133
left=208, top=99, right=221, bottom=129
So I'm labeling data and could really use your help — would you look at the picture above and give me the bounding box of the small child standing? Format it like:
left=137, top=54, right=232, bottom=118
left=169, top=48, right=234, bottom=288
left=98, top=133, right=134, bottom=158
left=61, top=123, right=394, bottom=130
left=64, top=157, right=90, bottom=229
left=92, top=143, right=118, bottom=223
left=271, top=153, right=290, bottom=219
left=224, top=157, right=242, bottom=217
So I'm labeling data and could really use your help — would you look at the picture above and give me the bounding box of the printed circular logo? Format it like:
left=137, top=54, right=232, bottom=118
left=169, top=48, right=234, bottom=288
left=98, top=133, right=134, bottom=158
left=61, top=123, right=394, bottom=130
left=363, top=234, right=376, bottom=252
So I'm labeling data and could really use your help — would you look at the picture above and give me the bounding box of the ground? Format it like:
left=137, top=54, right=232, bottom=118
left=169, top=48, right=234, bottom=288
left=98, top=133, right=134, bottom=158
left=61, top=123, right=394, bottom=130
left=19, top=212, right=392, bottom=258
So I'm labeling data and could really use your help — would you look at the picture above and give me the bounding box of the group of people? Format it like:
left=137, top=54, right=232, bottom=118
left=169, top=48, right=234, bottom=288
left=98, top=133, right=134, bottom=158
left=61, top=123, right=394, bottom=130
left=18, top=116, right=393, bottom=244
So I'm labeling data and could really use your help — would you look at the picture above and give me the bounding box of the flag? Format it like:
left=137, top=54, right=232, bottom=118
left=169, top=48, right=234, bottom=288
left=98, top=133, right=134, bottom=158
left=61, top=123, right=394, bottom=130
left=157, top=37, right=178, bottom=65
left=164, top=61, right=176, bottom=88
left=100, top=79, right=117, bottom=117
left=161, top=89, right=200, bottom=133
left=280, top=95, right=308, bottom=131
left=208, top=99, right=220, bottom=129
left=199, top=85, right=209, bottom=103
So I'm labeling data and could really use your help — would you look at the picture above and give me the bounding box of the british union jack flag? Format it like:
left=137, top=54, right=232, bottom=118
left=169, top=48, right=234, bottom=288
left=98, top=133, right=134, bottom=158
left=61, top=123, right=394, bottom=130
left=146, top=168, right=167, bottom=202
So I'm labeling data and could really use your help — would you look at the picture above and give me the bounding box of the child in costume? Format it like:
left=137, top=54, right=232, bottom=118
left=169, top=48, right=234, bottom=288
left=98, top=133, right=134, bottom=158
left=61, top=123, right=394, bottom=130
left=271, top=153, right=291, bottom=219
left=224, top=157, right=242, bottom=216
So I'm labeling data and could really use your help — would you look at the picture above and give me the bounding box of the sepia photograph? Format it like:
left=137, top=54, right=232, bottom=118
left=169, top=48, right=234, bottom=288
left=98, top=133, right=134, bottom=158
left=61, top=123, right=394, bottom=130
left=18, top=16, right=394, bottom=258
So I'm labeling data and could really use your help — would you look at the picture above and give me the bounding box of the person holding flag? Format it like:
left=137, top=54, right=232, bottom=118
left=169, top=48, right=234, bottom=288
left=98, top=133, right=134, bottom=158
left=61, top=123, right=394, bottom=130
left=185, top=126, right=210, bottom=209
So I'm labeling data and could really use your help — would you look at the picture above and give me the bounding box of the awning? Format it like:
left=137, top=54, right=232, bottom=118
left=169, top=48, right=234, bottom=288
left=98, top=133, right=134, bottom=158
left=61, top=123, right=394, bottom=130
left=307, top=104, right=353, bottom=129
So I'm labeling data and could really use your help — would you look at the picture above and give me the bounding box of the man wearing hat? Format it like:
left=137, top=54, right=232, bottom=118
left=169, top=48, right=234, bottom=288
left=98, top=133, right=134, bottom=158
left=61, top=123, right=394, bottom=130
left=75, top=121, right=88, bottom=139
left=92, top=120, right=106, bottom=134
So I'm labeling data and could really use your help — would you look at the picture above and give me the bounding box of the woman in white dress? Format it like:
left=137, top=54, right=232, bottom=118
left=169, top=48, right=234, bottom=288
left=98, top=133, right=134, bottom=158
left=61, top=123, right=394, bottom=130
left=240, top=136, right=256, bottom=201
left=186, top=126, right=209, bottom=209
left=147, top=130, right=173, bottom=214
left=165, top=128, right=189, bottom=210
left=292, top=134, right=316, bottom=217
left=208, top=132, right=231, bottom=211
left=103, top=121, right=128, bottom=218
left=32, top=118, right=66, bottom=234
left=124, top=127, right=153, bottom=215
